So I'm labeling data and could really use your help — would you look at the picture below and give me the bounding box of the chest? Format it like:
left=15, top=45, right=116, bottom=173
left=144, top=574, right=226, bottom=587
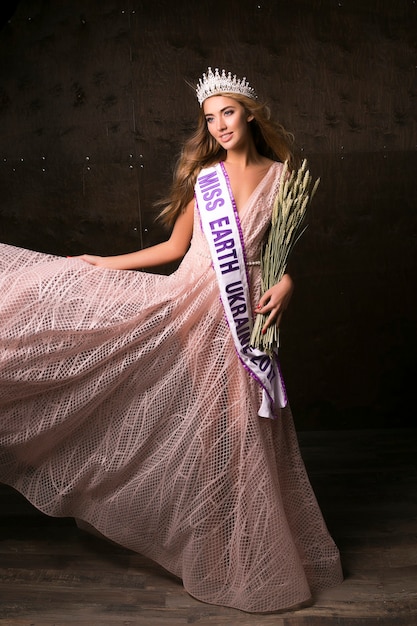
left=226, top=167, right=272, bottom=214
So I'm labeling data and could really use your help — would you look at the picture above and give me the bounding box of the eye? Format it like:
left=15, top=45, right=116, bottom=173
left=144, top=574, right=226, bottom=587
left=224, top=108, right=234, bottom=116
left=205, top=115, right=214, bottom=124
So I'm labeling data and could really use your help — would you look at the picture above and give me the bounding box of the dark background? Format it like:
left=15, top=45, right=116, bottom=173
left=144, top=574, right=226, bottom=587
left=0, top=0, right=416, bottom=430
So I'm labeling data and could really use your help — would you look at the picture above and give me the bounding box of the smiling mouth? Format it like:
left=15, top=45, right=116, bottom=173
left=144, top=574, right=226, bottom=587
left=220, top=133, right=233, bottom=142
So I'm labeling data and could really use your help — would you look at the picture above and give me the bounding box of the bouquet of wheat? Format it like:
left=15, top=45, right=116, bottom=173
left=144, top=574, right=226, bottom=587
left=250, top=159, right=320, bottom=355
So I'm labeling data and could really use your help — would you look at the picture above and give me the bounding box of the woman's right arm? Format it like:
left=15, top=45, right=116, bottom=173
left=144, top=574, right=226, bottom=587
left=79, top=199, right=195, bottom=271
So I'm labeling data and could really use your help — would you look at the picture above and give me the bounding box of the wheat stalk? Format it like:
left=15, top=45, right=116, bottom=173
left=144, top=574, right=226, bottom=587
left=250, top=159, right=320, bottom=355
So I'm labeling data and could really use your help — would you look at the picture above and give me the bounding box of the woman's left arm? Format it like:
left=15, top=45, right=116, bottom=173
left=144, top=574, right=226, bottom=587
left=255, top=273, right=294, bottom=334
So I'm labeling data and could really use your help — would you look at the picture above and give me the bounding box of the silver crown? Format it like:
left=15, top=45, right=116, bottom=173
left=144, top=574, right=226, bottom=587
left=196, top=67, right=257, bottom=106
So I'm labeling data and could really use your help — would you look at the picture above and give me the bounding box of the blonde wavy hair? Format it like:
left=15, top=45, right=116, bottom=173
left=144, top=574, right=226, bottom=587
left=158, top=92, right=297, bottom=228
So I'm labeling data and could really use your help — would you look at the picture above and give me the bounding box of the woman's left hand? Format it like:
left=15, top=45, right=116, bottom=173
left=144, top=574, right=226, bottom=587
left=255, top=273, right=294, bottom=334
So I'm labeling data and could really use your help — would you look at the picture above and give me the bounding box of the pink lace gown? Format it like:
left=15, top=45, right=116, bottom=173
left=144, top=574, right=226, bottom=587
left=0, top=162, right=343, bottom=613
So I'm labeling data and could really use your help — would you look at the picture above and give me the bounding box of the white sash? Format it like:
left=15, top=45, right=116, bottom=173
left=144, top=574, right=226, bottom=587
left=195, top=162, right=287, bottom=418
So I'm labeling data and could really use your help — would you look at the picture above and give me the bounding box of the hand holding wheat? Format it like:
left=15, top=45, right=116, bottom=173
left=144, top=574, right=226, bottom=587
left=250, top=159, right=320, bottom=355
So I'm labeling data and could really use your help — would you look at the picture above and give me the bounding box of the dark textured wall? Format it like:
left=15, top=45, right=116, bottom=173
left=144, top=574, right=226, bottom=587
left=0, top=0, right=416, bottom=429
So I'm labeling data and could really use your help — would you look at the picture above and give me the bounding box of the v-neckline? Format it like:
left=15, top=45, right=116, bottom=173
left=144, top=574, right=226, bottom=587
left=220, top=161, right=278, bottom=219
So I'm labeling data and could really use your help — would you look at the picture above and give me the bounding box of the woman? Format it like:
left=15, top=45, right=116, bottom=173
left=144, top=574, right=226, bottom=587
left=0, top=68, right=343, bottom=613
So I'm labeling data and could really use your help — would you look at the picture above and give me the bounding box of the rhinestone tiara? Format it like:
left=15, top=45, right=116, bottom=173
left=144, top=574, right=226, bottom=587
left=196, top=67, right=257, bottom=107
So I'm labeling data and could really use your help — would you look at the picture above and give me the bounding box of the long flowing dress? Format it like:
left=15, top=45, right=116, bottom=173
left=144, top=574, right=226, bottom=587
left=0, top=162, right=343, bottom=613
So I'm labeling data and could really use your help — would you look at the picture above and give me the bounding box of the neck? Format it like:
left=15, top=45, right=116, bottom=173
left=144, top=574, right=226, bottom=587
left=223, top=144, right=264, bottom=168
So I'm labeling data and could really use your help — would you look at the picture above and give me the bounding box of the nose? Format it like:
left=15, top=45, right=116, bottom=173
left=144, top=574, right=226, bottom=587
left=216, top=115, right=226, bottom=131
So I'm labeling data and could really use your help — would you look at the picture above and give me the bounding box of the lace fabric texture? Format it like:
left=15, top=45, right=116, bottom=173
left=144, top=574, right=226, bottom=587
left=0, top=163, right=343, bottom=613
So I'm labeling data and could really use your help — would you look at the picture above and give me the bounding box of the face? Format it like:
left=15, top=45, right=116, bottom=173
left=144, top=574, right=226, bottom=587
left=203, top=95, right=254, bottom=151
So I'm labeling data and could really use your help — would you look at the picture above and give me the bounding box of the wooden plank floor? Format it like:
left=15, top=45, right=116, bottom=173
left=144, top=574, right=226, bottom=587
left=0, top=428, right=416, bottom=625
